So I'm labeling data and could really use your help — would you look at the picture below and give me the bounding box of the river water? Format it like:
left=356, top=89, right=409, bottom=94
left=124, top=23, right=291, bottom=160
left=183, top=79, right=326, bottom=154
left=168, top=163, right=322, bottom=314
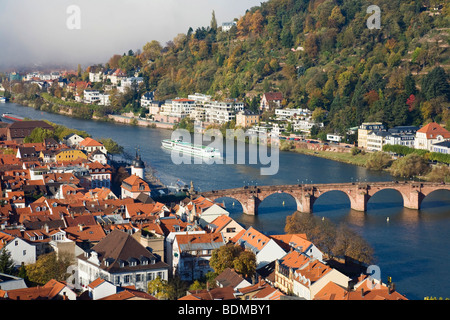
left=2, top=102, right=449, bottom=300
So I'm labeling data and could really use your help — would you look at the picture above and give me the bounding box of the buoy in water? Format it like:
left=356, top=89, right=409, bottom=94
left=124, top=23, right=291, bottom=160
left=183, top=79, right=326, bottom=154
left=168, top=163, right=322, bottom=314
left=282, top=201, right=285, bottom=206
left=387, top=217, right=390, bottom=222
left=232, top=202, right=235, bottom=206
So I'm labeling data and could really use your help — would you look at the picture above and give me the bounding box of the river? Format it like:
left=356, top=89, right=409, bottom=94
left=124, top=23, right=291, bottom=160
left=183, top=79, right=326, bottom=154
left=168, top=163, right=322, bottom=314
left=1, top=102, right=449, bottom=300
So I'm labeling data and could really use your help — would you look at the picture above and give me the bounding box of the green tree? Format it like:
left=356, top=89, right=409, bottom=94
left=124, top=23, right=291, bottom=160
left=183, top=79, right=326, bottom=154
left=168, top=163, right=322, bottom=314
left=0, top=249, right=15, bottom=275
left=209, top=244, right=256, bottom=278
left=390, top=153, right=430, bottom=178
left=23, top=127, right=56, bottom=143
left=148, top=276, right=171, bottom=300
left=25, top=252, right=73, bottom=285
left=210, top=10, right=218, bottom=30
left=98, top=138, right=123, bottom=155
left=421, top=67, right=450, bottom=101
left=233, top=250, right=256, bottom=278
left=365, top=151, right=393, bottom=171
left=209, top=244, right=242, bottom=274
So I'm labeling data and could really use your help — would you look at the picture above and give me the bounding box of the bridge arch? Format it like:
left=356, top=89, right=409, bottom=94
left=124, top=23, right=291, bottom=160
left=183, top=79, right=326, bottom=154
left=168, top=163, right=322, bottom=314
left=211, top=196, right=245, bottom=212
left=257, top=191, right=301, bottom=214
left=313, top=189, right=353, bottom=213
left=368, top=188, right=408, bottom=210
left=420, top=188, right=450, bottom=209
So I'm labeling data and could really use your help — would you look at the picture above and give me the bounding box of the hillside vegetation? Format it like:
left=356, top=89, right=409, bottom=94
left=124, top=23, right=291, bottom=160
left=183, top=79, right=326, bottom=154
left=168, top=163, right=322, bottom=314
left=113, top=0, right=448, bottom=137
left=10, top=0, right=448, bottom=136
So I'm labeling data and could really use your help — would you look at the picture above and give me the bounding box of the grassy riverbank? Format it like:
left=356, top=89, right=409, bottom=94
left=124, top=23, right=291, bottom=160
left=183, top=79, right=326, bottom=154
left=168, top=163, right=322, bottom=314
left=291, top=146, right=370, bottom=167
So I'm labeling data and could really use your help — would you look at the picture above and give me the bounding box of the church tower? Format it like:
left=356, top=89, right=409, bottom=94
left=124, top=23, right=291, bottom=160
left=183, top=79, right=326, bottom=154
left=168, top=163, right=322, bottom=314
left=131, top=148, right=145, bottom=179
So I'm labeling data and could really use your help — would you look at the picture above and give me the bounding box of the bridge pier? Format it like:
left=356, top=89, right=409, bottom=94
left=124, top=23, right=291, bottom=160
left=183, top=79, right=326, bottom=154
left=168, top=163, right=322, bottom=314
left=300, top=193, right=315, bottom=214
left=350, top=192, right=370, bottom=212
left=245, top=195, right=261, bottom=216
left=403, top=190, right=425, bottom=210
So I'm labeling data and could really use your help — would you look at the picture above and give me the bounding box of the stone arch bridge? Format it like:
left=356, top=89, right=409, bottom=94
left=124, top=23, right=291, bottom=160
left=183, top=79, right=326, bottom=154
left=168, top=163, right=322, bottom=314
left=195, top=181, right=450, bottom=215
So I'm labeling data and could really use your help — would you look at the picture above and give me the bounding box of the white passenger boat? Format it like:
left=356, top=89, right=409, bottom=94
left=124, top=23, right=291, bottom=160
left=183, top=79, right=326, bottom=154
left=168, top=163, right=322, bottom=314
left=161, top=139, right=221, bottom=158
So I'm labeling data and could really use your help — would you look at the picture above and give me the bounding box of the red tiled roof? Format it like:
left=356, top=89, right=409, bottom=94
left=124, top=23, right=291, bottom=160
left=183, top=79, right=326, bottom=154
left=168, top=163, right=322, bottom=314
left=417, top=122, right=450, bottom=139
left=79, top=137, right=103, bottom=147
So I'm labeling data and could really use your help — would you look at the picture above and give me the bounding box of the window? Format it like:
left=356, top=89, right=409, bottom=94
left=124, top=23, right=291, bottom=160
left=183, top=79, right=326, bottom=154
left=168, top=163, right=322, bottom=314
left=23, top=250, right=26, bottom=256
left=124, top=275, right=130, bottom=283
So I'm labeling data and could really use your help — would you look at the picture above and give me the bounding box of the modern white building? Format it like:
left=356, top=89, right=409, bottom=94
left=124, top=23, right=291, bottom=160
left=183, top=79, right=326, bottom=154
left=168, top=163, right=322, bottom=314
left=275, top=108, right=308, bottom=120
left=84, top=90, right=101, bottom=104
left=293, top=119, right=324, bottom=133
left=204, top=100, right=244, bottom=124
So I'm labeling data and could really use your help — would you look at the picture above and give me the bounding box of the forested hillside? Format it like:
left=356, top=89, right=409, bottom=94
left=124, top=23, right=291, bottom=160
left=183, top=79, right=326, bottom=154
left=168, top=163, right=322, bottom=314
left=101, top=0, right=449, bottom=136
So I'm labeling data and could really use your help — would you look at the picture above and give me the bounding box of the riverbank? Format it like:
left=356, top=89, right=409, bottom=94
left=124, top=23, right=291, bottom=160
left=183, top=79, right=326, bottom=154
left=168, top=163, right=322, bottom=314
left=291, top=145, right=369, bottom=167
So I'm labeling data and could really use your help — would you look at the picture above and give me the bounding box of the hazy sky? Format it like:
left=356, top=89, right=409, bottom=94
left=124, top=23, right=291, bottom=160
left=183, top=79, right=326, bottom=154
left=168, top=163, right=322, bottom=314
left=0, top=0, right=263, bottom=70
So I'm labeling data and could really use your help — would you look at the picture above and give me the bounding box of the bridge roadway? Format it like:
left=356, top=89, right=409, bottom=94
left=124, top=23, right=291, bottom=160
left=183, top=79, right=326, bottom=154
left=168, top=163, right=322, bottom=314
left=195, top=181, right=450, bottom=215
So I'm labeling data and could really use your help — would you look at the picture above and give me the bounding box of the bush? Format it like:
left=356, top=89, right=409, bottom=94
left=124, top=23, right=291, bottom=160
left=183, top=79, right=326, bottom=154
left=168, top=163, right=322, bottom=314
left=365, top=151, right=393, bottom=170
left=390, top=153, right=430, bottom=178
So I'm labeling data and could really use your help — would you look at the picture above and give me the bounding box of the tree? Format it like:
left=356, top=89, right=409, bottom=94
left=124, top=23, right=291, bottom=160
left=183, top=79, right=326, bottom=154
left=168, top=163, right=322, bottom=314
left=210, top=10, right=217, bottom=30
left=333, top=224, right=374, bottom=265
left=233, top=250, right=256, bottom=278
left=249, top=10, right=264, bottom=34
left=421, top=67, right=450, bottom=101
left=284, top=211, right=317, bottom=235
left=118, top=55, right=141, bottom=74
left=23, top=127, right=56, bottom=143
left=390, top=153, right=430, bottom=178
left=0, top=249, right=15, bottom=275
left=148, top=276, right=171, bottom=300
left=98, top=137, right=123, bottom=155
left=142, top=40, right=163, bottom=62
left=365, top=151, right=393, bottom=170
left=328, top=6, right=345, bottom=28
left=209, top=244, right=256, bottom=278
left=108, top=54, right=122, bottom=69
left=209, top=244, right=242, bottom=274
left=25, top=252, right=73, bottom=285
